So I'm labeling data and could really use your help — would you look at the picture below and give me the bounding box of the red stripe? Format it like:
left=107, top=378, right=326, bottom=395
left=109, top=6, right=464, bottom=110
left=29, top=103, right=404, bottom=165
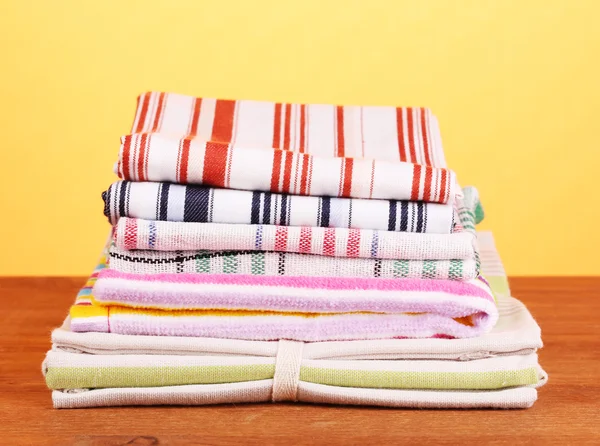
left=407, top=108, right=417, bottom=163
left=342, top=158, right=354, bottom=198
left=124, top=218, right=137, bottom=250
left=323, top=228, right=336, bottom=257
left=299, top=104, right=306, bottom=153
left=439, top=169, right=447, bottom=204
left=299, top=227, right=312, bottom=253
left=336, top=106, right=345, bottom=157
left=420, top=108, right=432, bottom=166
left=179, top=138, right=192, bottom=183
left=346, top=229, right=361, bottom=258
left=275, top=226, right=288, bottom=251
left=423, top=166, right=433, bottom=202
left=134, top=93, right=150, bottom=133
left=396, top=109, right=407, bottom=162
left=272, top=103, right=282, bottom=148
left=150, top=92, right=165, bottom=132
left=201, top=142, right=229, bottom=187
left=121, top=135, right=132, bottom=179
left=137, top=133, right=148, bottom=181
left=410, top=163, right=422, bottom=201
left=281, top=151, right=294, bottom=193
left=211, top=100, right=236, bottom=143
left=189, top=98, right=203, bottom=136
left=308, top=156, right=315, bottom=195
left=283, top=104, right=292, bottom=150
left=270, top=150, right=283, bottom=191
left=299, top=153, right=310, bottom=195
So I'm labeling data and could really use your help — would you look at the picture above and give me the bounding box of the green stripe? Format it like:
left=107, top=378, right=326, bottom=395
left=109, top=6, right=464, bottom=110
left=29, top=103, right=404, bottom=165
left=423, top=260, right=436, bottom=279
left=393, top=259, right=409, bottom=278
left=47, top=363, right=538, bottom=391
left=299, top=367, right=539, bottom=390
left=251, top=252, right=265, bottom=275
left=195, top=253, right=210, bottom=273
left=448, top=259, right=462, bottom=280
left=46, top=364, right=275, bottom=390
left=223, top=252, right=238, bottom=274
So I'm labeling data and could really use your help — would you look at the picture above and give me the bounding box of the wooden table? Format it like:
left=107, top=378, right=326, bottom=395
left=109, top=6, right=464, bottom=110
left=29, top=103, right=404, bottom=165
left=1, top=277, right=598, bottom=445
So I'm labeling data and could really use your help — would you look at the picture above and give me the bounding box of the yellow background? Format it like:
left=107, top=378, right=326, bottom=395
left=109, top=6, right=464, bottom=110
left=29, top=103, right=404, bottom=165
left=0, top=0, right=597, bottom=276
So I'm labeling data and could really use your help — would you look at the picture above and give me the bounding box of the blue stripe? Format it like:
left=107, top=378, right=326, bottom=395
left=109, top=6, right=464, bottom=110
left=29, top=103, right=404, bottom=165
left=371, top=231, right=379, bottom=257
left=149, top=220, right=157, bottom=248
left=255, top=225, right=264, bottom=250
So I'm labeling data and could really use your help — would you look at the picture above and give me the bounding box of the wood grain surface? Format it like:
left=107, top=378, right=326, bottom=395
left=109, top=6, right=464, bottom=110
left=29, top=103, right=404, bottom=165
left=0, top=277, right=599, bottom=445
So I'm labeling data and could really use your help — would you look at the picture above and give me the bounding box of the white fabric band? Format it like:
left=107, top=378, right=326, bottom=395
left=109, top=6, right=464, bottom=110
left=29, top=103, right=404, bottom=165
left=272, top=340, right=304, bottom=402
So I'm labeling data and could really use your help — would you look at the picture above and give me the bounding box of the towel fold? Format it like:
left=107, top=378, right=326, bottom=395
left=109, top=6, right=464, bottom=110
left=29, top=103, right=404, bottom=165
left=117, top=133, right=456, bottom=202
left=92, top=270, right=495, bottom=314
left=50, top=381, right=542, bottom=410
left=44, top=350, right=544, bottom=391
left=103, top=181, right=456, bottom=233
left=108, top=246, right=480, bottom=280
left=85, top=269, right=498, bottom=340
left=112, top=186, right=476, bottom=260
left=71, top=273, right=497, bottom=341
left=129, top=92, right=447, bottom=167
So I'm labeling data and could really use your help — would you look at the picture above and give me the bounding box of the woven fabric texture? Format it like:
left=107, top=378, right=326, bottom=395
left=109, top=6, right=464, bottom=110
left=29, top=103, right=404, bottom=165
left=103, top=180, right=455, bottom=233
left=117, top=132, right=456, bottom=202
left=128, top=92, right=448, bottom=167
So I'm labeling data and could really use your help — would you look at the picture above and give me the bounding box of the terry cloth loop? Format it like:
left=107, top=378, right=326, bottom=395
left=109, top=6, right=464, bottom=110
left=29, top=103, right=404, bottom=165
left=272, top=339, right=304, bottom=402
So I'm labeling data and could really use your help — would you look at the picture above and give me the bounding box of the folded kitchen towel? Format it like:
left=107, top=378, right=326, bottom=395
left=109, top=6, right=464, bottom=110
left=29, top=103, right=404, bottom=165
left=71, top=277, right=497, bottom=341
left=49, top=381, right=543, bottom=410
left=108, top=246, right=479, bottom=280
left=44, top=349, right=544, bottom=392
left=117, top=133, right=456, bottom=203
left=129, top=92, right=448, bottom=166
left=91, top=268, right=497, bottom=321
left=103, top=181, right=455, bottom=233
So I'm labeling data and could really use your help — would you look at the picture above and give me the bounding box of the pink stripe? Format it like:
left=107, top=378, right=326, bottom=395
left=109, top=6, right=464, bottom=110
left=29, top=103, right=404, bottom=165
left=323, top=228, right=335, bottom=256
left=346, top=228, right=361, bottom=258
left=93, top=278, right=495, bottom=319
left=97, top=269, right=492, bottom=299
left=124, top=218, right=138, bottom=250
left=274, top=226, right=288, bottom=251
left=299, top=227, right=312, bottom=253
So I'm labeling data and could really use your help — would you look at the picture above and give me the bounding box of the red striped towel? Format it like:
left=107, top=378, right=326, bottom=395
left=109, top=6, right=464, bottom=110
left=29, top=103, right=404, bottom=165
left=116, top=93, right=457, bottom=203
left=117, top=133, right=456, bottom=202
left=130, top=92, right=448, bottom=167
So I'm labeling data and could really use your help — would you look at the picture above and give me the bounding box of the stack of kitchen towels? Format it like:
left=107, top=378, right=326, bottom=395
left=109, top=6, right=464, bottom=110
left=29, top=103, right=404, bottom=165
left=43, top=92, right=546, bottom=409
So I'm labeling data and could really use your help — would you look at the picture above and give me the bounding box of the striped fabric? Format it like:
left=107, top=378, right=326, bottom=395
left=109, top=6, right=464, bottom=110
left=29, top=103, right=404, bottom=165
left=72, top=256, right=496, bottom=341
left=44, top=350, right=543, bottom=391
left=84, top=269, right=498, bottom=341
left=103, top=181, right=456, bottom=233
left=113, top=216, right=471, bottom=260
left=44, top=232, right=547, bottom=409
left=51, top=279, right=543, bottom=362
left=109, top=187, right=479, bottom=277
left=93, top=270, right=496, bottom=313
left=108, top=246, right=479, bottom=280
left=116, top=133, right=456, bottom=203
left=129, top=92, right=448, bottom=167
